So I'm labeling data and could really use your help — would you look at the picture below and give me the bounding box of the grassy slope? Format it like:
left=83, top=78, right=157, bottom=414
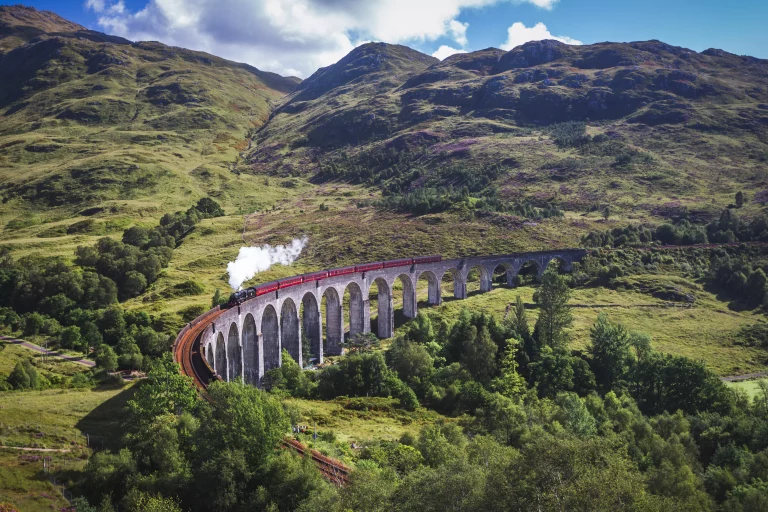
left=0, top=383, right=136, bottom=511
left=0, top=341, right=86, bottom=379
left=726, top=378, right=768, bottom=399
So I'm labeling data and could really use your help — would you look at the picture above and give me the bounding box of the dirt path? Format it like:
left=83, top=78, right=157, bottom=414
left=0, top=445, right=71, bottom=453
left=0, top=335, right=95, bottom=367
left=721, top=371, right=768, bottom=382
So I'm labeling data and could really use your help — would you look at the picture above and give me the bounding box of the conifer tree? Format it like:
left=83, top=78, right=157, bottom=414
left=534, top=269, right=573, bottom=352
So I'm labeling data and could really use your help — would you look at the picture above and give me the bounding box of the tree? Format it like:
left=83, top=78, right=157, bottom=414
left=126, top=353, right=198, bottom=430
left=81, top=321, right=104, bottom=349
left=343, top=332, right=380, bottom=353
left=417, top=423, right=465, bottom=468
left=122, top=226, right=151, bottom=247
left=746, top=269, right=768, bottom=302
left=194, top=197, right=224, bottom=218
left=735, top=191, right=745, bottom=208
left=95, top=344, right=118, bottom=372
left=534, top=269, right=573, bottom=351
left=602, top=207, right=611, bottom=220
left=122, top=271, right=147, bottom=298
left=126, top=493, right=182, bottom=512
left=386, top=375, right=420, bottom=411
left=100, top=306, right=126, bottom=345
left=8, top=361, right=30, bottom=389
left=22, top=312, right=45, bottom=336
left=318, top=352, right=391, bottom=399
left=629, top=331, right=652, bottom=360
left=268, top=349, right=312, bottom=397
left=588, top=314, right=633, bottom=393
left=387, top=336, right=433, bottom=389
left=407, top=312, right=434, bottom=345
left=491, top=339, right=526, bottom=399
left=555, top=392, right=597, bottom=436
left=510, top=294, right=537, bottom=364
left=23, top=360, right=40, bottom=389
left=530, top=348, right=575, bottom=398
left=211, top=288, right=223, bottom=308
left=197, top=381, right=289, bottom=472
left=461, top=326, right=497, bottom=386
left=59, top=325, right=83, bottom=352
left=511, top=295, right=530, bottom=341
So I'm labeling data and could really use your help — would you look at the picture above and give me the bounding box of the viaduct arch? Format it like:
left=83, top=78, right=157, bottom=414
left=199, top=249, right=587, bottom=387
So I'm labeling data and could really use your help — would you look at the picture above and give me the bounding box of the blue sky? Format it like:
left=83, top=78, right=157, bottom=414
left=3, top=0, right=766, bottom=77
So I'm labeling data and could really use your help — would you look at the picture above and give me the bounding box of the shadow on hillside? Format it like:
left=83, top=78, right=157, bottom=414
left=74, top=382, right=141, bottom=451
left=701, top=282, right=758, bottom=313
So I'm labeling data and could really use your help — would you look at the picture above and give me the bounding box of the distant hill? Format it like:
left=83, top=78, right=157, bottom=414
left=0, top=5, right=298, bottom=219
left=0, top=4, right=87, bottom=52
left=250, top=39, right=768, bottom=220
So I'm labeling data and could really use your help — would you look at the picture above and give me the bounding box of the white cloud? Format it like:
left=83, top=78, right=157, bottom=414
left=107, top=1, right=125, bottom=15
left=84, top=0, right=106, bottom=13
left=88, top=0, right=561, bottom=78
left=522, top=0, right=559, bottom=10
left=448, top=19, right=469, bottom=47
left=501, top=21, right=582, bottom=50
left=432, top=45, right=468, bottom=60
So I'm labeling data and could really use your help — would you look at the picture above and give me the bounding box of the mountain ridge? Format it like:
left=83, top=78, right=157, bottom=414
left=246, top=37, right=768, bottom=223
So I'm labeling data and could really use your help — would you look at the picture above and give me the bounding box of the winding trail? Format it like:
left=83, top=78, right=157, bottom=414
left=721, top=371, right=768, bottom=382
left=0, top=335, right=95, bottom=367
left=0, top=445, right=71, bottom=453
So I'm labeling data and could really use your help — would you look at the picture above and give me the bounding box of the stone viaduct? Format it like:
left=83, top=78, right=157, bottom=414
left=199, top=249, right=587, bottom=387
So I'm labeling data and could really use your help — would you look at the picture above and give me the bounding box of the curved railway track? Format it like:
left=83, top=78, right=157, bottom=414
left=173, top=309, right=350, bottom=486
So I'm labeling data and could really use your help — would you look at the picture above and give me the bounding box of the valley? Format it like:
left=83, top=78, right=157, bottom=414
left=1, top=3, right=768, bottom=511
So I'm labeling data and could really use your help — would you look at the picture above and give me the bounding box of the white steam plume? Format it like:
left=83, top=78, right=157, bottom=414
left=227, top=237, right=308, bottom=290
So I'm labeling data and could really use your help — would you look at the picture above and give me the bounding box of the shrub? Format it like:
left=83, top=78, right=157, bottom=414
left=174, top=280, right=205, bottom=296
left=547, top=121, right=589, bottom=147
left=180, top=304, right=207, bottom=322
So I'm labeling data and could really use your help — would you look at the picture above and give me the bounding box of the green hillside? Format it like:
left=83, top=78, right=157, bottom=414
left=249, top=39, right=768, bottom=226
left=0, top=5, right=298, bottom=245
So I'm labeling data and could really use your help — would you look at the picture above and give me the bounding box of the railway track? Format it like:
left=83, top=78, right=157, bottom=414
left=172, top=309, right=350, bottom=486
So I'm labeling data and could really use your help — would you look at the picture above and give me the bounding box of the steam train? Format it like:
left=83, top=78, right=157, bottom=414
left=225, top=255, right=442, bottom=308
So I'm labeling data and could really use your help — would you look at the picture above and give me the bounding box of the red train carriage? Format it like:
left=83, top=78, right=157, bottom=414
left=383, top=258, right=414, bottom=269
left=355, top=262, right=383, bottom=273
left=278, top=276, right=304, bottom=289
left=413, top=255, right=442, bottom=264
left=255, top=281, right=279, bottom=296
left=327, top=266, right=356, bottom=277
left=303, top=270, right=329, bottom=283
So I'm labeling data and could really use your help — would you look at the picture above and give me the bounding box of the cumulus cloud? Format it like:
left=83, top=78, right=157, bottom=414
left=501, top=21, right=582, bottom=50
left=432, top=45, right=468, bottom=60
left=448, top=19, right=469, bottom=46
left=86, top=0, right=561, bottom=78
left=84, top=0, right=106, bottom=13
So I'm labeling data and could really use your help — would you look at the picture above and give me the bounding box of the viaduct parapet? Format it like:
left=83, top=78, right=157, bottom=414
left=197, top=249, right=587, bottom=387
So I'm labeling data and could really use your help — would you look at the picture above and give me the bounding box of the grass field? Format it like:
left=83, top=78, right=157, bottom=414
left=725, top=378, right=768, bottom=399
left=0, top=383, right=136, bottom=511
left=286, top=396, right=447, bottom=444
